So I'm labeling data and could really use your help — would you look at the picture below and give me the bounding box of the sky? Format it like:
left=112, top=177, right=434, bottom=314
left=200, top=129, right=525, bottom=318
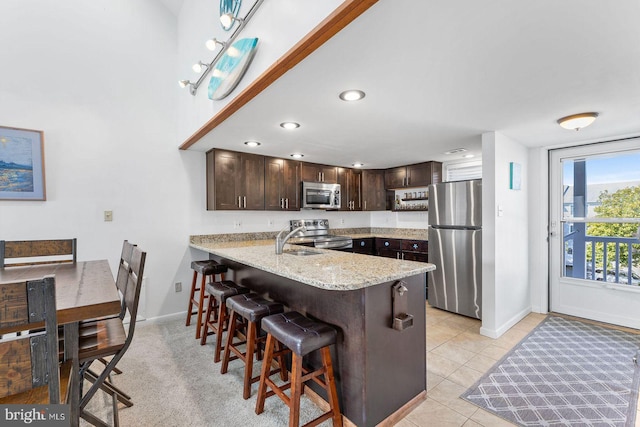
left=0, top=131, right=34, bottom=166
left=563, top=151, right=640, bottom=186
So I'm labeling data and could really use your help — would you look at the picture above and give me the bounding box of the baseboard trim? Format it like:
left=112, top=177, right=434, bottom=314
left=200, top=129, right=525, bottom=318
left=304, top=387, right=426, bottom=427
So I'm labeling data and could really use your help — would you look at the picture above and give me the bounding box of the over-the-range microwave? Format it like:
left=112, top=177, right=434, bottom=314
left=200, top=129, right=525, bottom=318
left=301, top=182, right=341, bottom=210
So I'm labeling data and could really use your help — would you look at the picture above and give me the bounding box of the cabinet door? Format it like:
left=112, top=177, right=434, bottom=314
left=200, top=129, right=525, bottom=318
left=336, top=168, right=350, bottom=211
left=301, top=163, right=337, bottom=183
left=401, top=240, right=428, bottom=253
left=362, top=170, right=387, bottom=211
left=377, top=248, right=400, bottom=259
left=348, top=169, right=362, bottom=210
left=406, top=163, right=432, bottom=187
left=320, top=165, right=338, bottom=183
left=353, top=237, right=374, bottom=254
left=282, top=159, right=300, bottom=210
left=375, top=238, right=402, bottom=251
left=212, top=149, right=241, bottom=210
left=384, top=166, right=406, bottom=189
left=301, top=164, right=321, bottom=182
left=264, top=157, right=285, bottom=210
left=241, top=153, right=265, bottom=210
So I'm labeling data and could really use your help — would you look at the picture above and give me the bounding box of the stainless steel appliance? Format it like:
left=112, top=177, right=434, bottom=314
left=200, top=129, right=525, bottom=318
left=428, top=179, right=482, bottom=319
left=301, top=182, right=341, bottom=210
left=287, top=219, right=353, bottom=250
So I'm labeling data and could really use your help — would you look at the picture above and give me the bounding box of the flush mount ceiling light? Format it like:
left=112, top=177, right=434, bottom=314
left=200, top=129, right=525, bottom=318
left=352, top=163, right=364, bottom=168
left=290, top=153, right=304, bottom=159
left=280, top=122, right=300, bottom=130
left=462, top=154, right=475, bottom=159
left=192, top=61, right=210, bottom=73
left=339, top=90, right=366, bottom=101
left=444, top=148, right=467, bottom=155
left=244, top=141, right=261, bottom=147
left=205, top=38, right=227, bottom=51
left=557, top=112, right=599, bottom=131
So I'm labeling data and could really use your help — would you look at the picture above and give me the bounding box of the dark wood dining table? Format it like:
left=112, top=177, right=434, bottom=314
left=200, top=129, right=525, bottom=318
left=0, top=260, right=121, bottom=427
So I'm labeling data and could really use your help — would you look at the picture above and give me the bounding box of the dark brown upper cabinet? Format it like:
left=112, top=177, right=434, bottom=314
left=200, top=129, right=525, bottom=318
left=301, top=162, right=338, bottom=183
left=384, top=161, right=442, bottom=189
left=337, top=167, right=362, bottom=211
left=207, top=149, right=265, bottom=210
left=361, top=169, right=386, bottom=211
left=265, top=157, right=300, bottom=211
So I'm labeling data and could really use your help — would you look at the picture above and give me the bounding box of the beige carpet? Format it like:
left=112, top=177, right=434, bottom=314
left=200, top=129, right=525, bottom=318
left=81, top=315, right=330, bottom=426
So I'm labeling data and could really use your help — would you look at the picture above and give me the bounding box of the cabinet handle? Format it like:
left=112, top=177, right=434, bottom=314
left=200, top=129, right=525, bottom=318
left=396, top=252, right=400, bottom=259
left=402, top=253, right=405, bottom=260
left=238, top=196, right=242, bottom=208
left=281, top=198, right=285, bottom=209
left=364, top=201, right=367, bottom=210
left=285, top=198, right=289, bottom=209
left=243, top=196, right=246, bottom=208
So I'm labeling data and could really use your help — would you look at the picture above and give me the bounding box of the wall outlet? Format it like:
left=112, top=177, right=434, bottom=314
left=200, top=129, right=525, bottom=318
left=104, top=210, right=113, bottom=222
left=174, top=282, right=182, bottom=292
left=233, top=220, right=241, bottom=229
left=268, top=219, right=274, bottom=227
left=340, top=218, right=345, bottom=224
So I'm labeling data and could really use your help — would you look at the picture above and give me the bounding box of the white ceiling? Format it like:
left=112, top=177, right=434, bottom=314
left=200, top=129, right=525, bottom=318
left=190, top=0, right=640, bottom=168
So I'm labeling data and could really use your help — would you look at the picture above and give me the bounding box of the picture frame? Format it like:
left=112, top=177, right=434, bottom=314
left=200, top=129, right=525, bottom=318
left=0, top=126, right=46, bottom=201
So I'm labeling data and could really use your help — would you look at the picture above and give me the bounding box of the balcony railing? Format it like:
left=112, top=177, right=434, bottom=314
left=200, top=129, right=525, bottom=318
left=564, top=231, right=640, bottom=286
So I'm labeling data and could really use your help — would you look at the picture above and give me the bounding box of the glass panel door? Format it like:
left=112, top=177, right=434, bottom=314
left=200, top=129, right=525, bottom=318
left=549, top=139, right=640, bottom=328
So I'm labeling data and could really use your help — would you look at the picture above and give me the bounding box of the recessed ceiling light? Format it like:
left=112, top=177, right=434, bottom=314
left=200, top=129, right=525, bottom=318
left=462, top=154, right=475, bottom=158
left=445, top=148, right=468, bottom=155
left=557, top=112, right=598, bottom=131
left=280, top=122, right=300, bottom=130
left=352, top=163, right=364, bottom=168
left=290, top=153, right=304, bottom=159
left=244, top=141, right=261, bottom=148
left=339, top=90, right=366, bottom=101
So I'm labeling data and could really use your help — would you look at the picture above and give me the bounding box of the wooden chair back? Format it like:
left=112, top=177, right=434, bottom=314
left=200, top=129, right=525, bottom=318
left=0, top=276, right=63, bottom=403
left=1, top=239, right=77, bottom=268
left=115, top=240, right=136, bottom=318
left=123, top=246, right=146, bottom=331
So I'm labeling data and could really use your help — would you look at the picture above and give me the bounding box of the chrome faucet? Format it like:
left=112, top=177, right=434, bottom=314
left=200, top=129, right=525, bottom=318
left=275, top=225, right=306, bottom=254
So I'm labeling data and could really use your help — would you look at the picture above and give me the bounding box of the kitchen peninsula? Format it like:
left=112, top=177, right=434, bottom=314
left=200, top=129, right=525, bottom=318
left=190, top=234, right=435, bottom=427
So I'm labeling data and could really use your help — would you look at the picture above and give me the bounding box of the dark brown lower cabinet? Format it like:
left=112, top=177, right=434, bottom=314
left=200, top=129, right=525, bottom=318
left=373, top=238, right=428, bottom=261
left=353, top=238, right=375, bottom=255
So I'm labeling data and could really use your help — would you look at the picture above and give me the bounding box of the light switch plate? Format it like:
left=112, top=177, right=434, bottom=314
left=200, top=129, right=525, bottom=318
left=104, top=210, right=113, bottom=222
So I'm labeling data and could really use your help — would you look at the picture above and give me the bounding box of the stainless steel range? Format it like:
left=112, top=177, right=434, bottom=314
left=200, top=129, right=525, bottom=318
left=287, top=219, right=353, bottom=250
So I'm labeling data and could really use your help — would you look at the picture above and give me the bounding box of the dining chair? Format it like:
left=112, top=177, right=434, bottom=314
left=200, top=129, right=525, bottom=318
left=77, top=246, right=146, bottom=427
left=0, top=238, right=77, bottom=268
left=0, top=276, right=73, bottom=404
left=78, top=240, right=136, bottom=375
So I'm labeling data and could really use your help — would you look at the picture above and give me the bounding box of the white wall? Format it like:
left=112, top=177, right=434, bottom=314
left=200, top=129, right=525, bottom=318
left=177, top=0, right=343, bottom=142
left=480, top=132, right=531, bottom=338
left=0, top=0, right=192, bottom=319
left=528, top=147, right=549, bottom=313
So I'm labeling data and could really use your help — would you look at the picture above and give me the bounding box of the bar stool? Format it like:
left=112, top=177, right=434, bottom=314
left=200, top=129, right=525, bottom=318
left=201, top=280, right=250, bottom=363
left=186, top=260, right=228, bottom=340
left=221, top=293, right=288, bottom=399
left=255, top=311, right=342, bottom=427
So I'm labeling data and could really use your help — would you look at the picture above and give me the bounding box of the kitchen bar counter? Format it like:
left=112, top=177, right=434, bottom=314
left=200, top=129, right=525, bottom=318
left=190, top=237, right=434, bottom=426
left=190, top=239, right=433, bottom=291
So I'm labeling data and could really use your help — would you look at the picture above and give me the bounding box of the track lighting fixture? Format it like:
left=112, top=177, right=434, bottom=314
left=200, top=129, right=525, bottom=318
left=206, top=38, right=227, bottom=51
left=192, top=61, right=210, bottom=73
left=220, top=12, right=243, bottom=30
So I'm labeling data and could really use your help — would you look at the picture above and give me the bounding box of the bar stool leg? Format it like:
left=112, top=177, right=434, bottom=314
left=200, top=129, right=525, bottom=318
left=255, top=334, right=275, bottom=415
left=195, top=273, right=207, bottom=339
left=213, top=301, right=228, bottom=362
left=200, top=295, right=219, bottom=346
left=289, top=353, right=303, bottom=427
left=243, top=320, right=257, bottom=399
left=220, top=311, right=238, bottom=374
left=185, top=270, right=198, bottom=327
left=322, top=347, right=342, bottom=427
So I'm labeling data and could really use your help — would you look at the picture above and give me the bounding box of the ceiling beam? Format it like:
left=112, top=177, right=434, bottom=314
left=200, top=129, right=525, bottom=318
left=178, top=0, right=379, bottom=150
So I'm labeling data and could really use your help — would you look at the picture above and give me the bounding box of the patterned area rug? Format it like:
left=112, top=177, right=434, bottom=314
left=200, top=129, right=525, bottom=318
left=462, top=316, right=640, bottom=426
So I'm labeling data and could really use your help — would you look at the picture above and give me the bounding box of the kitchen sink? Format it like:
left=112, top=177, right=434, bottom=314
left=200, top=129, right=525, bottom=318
left=283, top=249, right=322, bottom=256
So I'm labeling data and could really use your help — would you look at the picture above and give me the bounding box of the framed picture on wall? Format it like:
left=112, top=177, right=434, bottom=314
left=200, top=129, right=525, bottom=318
left=0, top=126, right=46, bottom=201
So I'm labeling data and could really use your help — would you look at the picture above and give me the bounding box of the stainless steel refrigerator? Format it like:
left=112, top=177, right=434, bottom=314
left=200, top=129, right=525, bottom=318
left=428, top=179, right=482, bottom=319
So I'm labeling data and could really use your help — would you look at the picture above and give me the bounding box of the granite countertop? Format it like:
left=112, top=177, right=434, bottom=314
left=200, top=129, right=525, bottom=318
left=190, top=240, right=434, bottom=291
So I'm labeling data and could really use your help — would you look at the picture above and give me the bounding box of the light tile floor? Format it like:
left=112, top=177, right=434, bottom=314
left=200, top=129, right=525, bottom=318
left=397, top=304, right=640, bottom=427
